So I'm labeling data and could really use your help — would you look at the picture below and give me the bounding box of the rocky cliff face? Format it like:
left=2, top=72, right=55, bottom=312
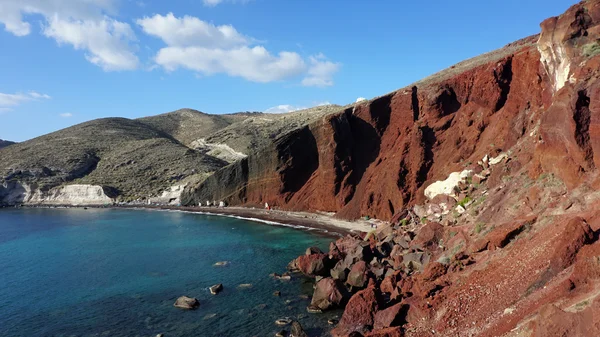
left=279, top=2, right=600, bottom=336
left=0, top=183, right=115, bottom=205
left=183, top=1, right=600, bottom=225
left=182, top=36, right=542, bottom=220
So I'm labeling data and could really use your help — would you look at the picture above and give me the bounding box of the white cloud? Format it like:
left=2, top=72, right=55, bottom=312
left=136, top=13, right=247, bottom=48
left=43, top=15, right=138, bottom=71
left=0, top=91, right=51, bottom=111
left=301, top=54, right=341, bottom=88
left=59, top=112, right=73, bottom=118
left=138, top=13, right=339, bottom=85
left=203, top=0, right=223, bottom=6
left=0, top=0, right=138, bottom=71
left=155, top=46, right=306, bottom=82
left=356, top=97, right=367, bottom=103
left=265, top=101, right=331, bottom=114
left=202, top=0, right=252, bottom=7
left=265, top=104, right=302, bottom=114
left=29, top=91, right=52, bottom=99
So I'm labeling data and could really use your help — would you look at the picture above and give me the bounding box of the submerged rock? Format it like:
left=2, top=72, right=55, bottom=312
left=275, top=318, right=292, bottom=326
left=209, top=283, right=223, bottom=295
left=173, top=296, right=199, bottom=310
left=290, top=320, right=308, bottom=337
left=275, top=330, right=288, bottom=337
left=213, top=261, right=230, bottom=267
left=306, top=305, right=323, bottom=314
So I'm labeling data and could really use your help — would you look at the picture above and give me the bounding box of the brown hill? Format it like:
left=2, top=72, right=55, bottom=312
left=0, top=118, right=227, bottom=201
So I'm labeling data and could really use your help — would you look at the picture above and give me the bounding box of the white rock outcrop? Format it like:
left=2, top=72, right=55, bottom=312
left=190, top=138, right=247, bottom=163
left=424, top=170, right=473, bottom=200
left=148, top=184, right=187, bottom=205
left=489, top=153, right=508, bottom=165
left=1, top=182, right=114, bottom=205
left=538, top=31, right=572, bottom=92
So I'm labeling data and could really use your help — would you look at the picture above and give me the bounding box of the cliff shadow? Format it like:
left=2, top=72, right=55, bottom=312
left=344, top=114, right=382, bottom=198
left=277, top=126, right=319, bottom=196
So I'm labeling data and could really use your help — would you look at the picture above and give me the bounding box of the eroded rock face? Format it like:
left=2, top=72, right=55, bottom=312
left=148, top=184, right=187, bottom=205
left=182, top=25, right=544, bottom=221
left=282, top=2, right=600, bottom=337
left=0, top=183, right=115, bottom=205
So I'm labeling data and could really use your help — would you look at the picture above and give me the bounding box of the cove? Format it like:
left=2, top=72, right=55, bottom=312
left=0, top=208, right=340, bottom=336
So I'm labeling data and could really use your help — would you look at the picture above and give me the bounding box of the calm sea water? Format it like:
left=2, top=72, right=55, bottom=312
left=0, top=208, right=340, bottom=337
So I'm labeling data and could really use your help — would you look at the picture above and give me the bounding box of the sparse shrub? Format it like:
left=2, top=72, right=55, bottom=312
left=583, top=42, right=600, bottom=58
left=575, top=300, right=590, bottom=309
left=474, top=222, right=486, bottom=234
left=449, top=231, right=457, bottom=238
left=400, top=219, right=408, bottom=227
left=451, top=243, right=464, bottom=255
left=437, top=256, right=451, bottom=265
left=421, top=217, right=427, bottom=224
left=458, top=196, right=472, bottom=208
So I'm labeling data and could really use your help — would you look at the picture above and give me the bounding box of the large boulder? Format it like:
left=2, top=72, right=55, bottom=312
left=209, top=283, right=223, bottom=295
left=306, top=246, right=323, bottom=255
left=310, top=277, right=350, bottom=310
left=548, top=217, right=594, bottom=273
left=334, top=235, right=364, bottom=256
left=347, top=261, right=369, bottom=288
left=295, top=253, right=331, bottom=277
left=373, top=303, right=407, bottom=330
left=412, top=222, right=444, bottom=250
left=346, top=242, right=375, bottom=264
left=173, top=296, right=199, bottom=310
left=331, top=283, right=380, bottom=336
left=380, top=270, right=403, bottom=294
left=331, top=260, right=351, bottom=281
left=402, top=252, right=430, bottom=272
left=424, top=169, right=472, bottom=200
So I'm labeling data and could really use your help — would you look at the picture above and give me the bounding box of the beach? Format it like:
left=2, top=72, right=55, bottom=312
left=119, top=204, right=381, bottom=236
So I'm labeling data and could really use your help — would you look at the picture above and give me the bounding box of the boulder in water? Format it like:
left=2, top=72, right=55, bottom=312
left=275, top=318, right=292, bottom=326
left=213, top=261, right=230, bottom=267
left=173, top=296, right=199, bottom=310
left=209, top=283, right=223, bottom=295
left=290, top=320, right=308, bottom=337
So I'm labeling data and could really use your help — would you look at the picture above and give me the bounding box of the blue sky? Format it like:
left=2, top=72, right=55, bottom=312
left=0, top=0, right=578, bottom=142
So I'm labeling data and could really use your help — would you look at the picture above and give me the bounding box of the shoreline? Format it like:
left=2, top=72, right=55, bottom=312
left=8, top=204, right=379, bottom=237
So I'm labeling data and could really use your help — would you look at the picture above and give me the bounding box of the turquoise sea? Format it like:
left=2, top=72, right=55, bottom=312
left=0, top=208, right=340, bottom=337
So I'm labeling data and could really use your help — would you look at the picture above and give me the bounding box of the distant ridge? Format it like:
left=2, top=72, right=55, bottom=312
left=0, top=139, right=16, bottom=149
